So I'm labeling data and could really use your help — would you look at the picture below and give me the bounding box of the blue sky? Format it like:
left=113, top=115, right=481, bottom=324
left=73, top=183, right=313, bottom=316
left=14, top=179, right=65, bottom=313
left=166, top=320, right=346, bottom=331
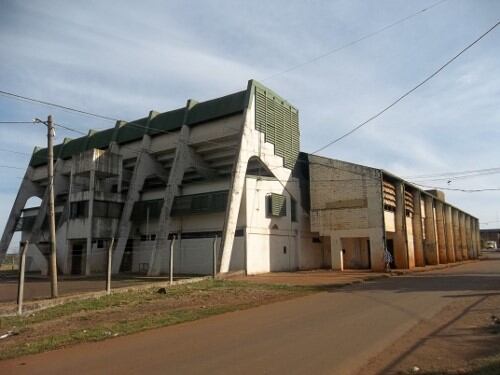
left=0, top=0, right=499, bottom=250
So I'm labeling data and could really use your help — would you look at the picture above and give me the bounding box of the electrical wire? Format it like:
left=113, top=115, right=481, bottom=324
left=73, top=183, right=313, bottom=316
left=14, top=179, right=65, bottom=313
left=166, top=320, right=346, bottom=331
left=411, top=182, right=500, bottom=192
left=0, top=165, right=25, bottom=170
left=311, top=20, right=500, bottom=155
left=0, top=90, right=117, bottom=122
left=262, top=0, right=448, bottom=81
left=0, top=121, right=34, bottom=124
left=404, top=166, right=500, bottom=180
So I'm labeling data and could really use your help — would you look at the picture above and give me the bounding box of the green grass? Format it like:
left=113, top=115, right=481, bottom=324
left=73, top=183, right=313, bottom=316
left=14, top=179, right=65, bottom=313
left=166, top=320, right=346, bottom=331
left=1, top=304, right=253, bottom=360
left=0, top=279, right=317, bottom=360
left=0, top=279, right=299, bottom=327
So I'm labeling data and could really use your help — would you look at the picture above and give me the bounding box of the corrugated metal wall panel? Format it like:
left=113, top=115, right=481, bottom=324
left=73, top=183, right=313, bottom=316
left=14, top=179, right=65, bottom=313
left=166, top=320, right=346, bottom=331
left=254, top=86, right=300, bottom=170
left=268, top=193, right=286, bottom=217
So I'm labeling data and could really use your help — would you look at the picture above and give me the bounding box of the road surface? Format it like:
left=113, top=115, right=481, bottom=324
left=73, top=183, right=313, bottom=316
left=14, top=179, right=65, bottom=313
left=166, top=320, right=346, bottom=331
left=2, top=252, right=499, bottom=375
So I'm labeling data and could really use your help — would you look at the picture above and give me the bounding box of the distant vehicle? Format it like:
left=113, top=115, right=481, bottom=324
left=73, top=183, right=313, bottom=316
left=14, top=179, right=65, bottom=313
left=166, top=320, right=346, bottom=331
left=485, top=241, right=497, bottom=249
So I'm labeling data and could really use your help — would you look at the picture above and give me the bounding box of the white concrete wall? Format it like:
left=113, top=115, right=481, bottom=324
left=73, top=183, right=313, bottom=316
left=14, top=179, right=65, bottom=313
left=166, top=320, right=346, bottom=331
left=298, top=216, right=325, bottom=270
left=128, top=198, right=246, bottom=275
left=244, top=177, right=298, bottom=274
left=89, top=241, right=107, bottom=273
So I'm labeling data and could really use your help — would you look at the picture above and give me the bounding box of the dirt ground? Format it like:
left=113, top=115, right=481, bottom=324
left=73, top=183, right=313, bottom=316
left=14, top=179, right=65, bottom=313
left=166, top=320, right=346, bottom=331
left=228, top=269, right=389, bottom=286
left=0, top=280, right=310, bottom=360
left=360, top=291, right=500, bottom=374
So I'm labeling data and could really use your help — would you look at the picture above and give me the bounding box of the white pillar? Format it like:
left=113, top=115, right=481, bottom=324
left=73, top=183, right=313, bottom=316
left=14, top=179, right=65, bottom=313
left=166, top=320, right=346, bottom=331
left=330, top=235, right=343, bottom=271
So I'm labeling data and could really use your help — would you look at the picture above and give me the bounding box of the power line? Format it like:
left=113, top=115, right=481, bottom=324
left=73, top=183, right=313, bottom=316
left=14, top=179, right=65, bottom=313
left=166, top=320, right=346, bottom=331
left=404, top=166, right=500, bottom=180
left=0, top=148, right=32, bottom=157
left=0, top=121, right=30, bottom=125
left=54, top=122, right=87, bottom=136
left=410, top=170, right=500, bottom=183
left=0, top=90, right=117, bottom=122
left=311, top=20, right=500, bottom=155
left=0, top=165, right=25, bottom=170
left=412, top=182, right=500, bottom=192
left=0, top=88, right=243, bottom=156
left=480, top=220, right=500, bottom=225
left=262, top=0, right=448, bottom=81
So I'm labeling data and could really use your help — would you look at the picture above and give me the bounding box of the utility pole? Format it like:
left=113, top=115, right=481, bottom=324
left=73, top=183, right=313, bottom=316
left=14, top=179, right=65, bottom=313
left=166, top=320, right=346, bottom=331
left=35, top=115, right=58, bottom=298
left=17, top=241, right=29, bottom=315
left=47, top=115, right=58, bottom=298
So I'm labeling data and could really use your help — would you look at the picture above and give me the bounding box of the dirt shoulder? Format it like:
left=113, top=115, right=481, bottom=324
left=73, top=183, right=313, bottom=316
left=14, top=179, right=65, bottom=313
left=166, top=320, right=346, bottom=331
left=359, top=292, right=500, bottom=375
left=0, top=279, right=317, bottom=361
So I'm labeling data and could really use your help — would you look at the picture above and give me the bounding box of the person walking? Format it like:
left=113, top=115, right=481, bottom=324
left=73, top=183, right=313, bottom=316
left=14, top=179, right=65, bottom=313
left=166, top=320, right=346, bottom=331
left=384, top=248, right=393, bottom=272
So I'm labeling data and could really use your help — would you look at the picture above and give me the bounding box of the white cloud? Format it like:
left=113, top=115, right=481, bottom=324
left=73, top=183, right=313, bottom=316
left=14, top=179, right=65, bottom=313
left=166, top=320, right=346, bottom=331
left=0, top=0, right=499, bottom=229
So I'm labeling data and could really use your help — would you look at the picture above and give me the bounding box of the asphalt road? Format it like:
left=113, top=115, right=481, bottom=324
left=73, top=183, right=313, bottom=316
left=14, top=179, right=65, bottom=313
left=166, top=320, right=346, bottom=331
left=2, top=252, right=499, bottom=375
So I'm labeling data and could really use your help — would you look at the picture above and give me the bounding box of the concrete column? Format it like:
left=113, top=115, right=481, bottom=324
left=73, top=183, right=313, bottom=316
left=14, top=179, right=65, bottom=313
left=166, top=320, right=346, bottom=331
left=393, top=182, right=408, bottom=269
left=476, top=219, right=480, bottom=256
left=435, top=201, right=447, bottom=264
left=148, top=110, right=194, bottom=276
left=220, top=96, right=254, bottom=273
left=475, top=219, right=481, bottom=257
left=85, top=168, right=95, bottom=276
left=465, top=216, right=473, bottom=259
left=459, top=213, right=468, bottom=260
left=23, top=160, right=66, bottom=275
left=423, top=195, right=439, bottom=265
left=330, top=235, right=343, bottom=271
left=470, top=219, right=477, bottom=259
left=369, top=228, right=386, bottom=272
left=444, top=205, right=455, bottom=263
left=112, top=136, right=157, bottom=273
left=220, top=153, right=249, bottom=273
left=452, top=209, right=462, bottom=261
left=411, top=190, right=425, bottom=267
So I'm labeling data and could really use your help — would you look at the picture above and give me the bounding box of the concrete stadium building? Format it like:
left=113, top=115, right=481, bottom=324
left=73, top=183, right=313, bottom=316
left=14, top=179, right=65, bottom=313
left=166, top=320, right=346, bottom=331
left=0, top=80, right=481, bottom=276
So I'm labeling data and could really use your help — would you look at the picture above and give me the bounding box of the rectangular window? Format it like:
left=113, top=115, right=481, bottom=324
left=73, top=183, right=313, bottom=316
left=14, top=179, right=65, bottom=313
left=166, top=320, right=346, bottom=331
left=93, top=201, right=123, bottom=218
left=171, top=191, right=229, bottom=216
left=291, top=198, right=297, bottom=222
left=70, top=201, right=88, bottom=218
left=131, top=199, right=163, bottom=221
left=93, top=201, right=108, bottom=217
left=107, top=202, right=123, bottom=218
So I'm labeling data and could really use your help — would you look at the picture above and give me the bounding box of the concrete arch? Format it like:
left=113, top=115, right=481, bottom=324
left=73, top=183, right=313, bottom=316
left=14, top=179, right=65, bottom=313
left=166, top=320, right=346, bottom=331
left=0, top=175, right=44, bottom=263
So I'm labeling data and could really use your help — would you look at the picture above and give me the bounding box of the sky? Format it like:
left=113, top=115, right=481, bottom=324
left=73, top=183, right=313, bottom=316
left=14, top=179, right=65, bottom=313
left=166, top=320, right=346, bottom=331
left=0, top=0, right=499, bottom=251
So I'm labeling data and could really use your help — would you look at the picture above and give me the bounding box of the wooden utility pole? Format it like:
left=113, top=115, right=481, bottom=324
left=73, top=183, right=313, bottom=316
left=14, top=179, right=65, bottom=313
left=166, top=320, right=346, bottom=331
left=17, top=241, right=29, bottom=315
left=46, top=115, right=58, bottom=298
left=213, top=235, right=217, bottom=278
left=169, top=235, right=175, bottom=285
left=106, top=237, right=114, bottom=295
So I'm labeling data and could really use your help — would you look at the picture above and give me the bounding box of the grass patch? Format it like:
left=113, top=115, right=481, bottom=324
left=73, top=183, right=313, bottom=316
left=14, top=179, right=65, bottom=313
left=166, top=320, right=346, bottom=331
left=1, top=304, right=250, bottom=360
left=0, top=279, right=318, bottom=360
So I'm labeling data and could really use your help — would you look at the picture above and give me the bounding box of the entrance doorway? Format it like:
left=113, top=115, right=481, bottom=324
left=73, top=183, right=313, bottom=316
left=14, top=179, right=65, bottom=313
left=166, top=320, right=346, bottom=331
left=71, top=243, right=84, bottom=275
left=341, top=237, right=371, bottom=269
left=120, top=239, right=134, bottom=272
left=386, top=239, right=396, bottom=268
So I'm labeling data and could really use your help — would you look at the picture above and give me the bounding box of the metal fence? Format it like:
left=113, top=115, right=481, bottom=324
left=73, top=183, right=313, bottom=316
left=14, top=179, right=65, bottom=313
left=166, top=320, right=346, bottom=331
left=1, top=236, right=219, bottom=315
